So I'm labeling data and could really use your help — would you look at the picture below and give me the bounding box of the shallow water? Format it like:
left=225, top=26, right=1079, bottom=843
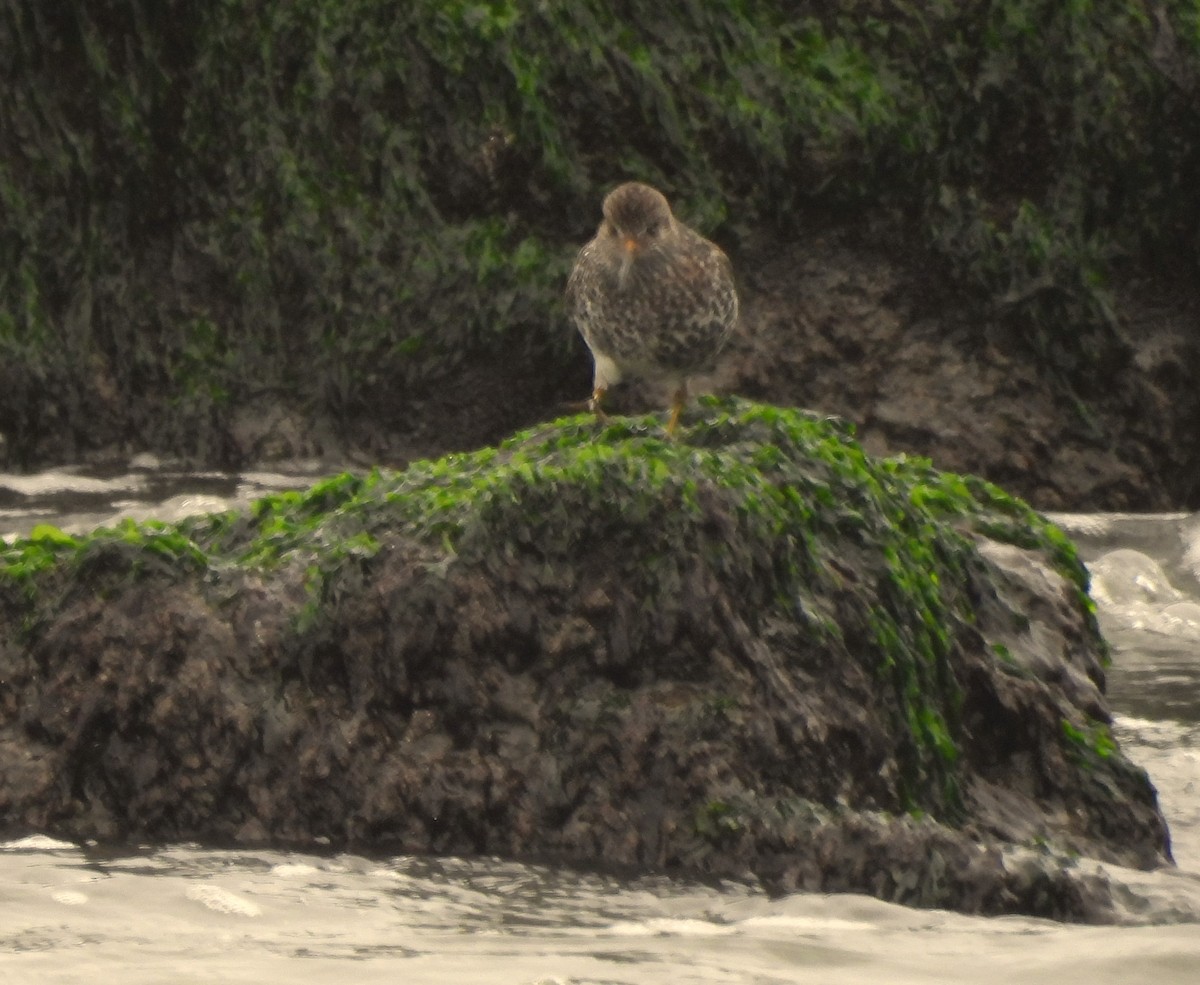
left=0, top=459, right=324, bottom=540
left=4, top=834, right=1200, bottom=985
left=1, top=470, right=1198, bottom=983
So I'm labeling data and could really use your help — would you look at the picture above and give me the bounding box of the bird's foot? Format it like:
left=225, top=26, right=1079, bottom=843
left=665, top=384, right=687, bottom=437
left=589, top=387, right=609, bottom=422
left=666, top=406, right=682, bottom=436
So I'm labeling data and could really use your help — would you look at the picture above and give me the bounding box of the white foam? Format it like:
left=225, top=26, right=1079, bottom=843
left=1046, top=513, right=1112, bottom=537
left=741, top=914, right=875, bottom=933
left=270, top=863, right=320, bottom=879
left=1089, top=550, right=1182, bottom=606
left=107, top=494, right=233, bottom=527
left=1, top=835, right=78, bottom=852
left=607, top=917, right=740, bottom=937
left=51, top=889, right=89, bottom=906
left=0, top=471, right=145, bottom=497
left=185, top=884, right=262, bottom=917
left=1182, top=518, right=1200, bottom=580
left=604, top=913, right=877, bottom=938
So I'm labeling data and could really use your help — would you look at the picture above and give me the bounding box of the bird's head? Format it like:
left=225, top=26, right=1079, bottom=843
left=598, top=182, right=676, bottom=265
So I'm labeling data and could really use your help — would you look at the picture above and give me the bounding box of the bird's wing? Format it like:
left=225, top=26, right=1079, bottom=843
left=564, top=243, right=593, bottom=317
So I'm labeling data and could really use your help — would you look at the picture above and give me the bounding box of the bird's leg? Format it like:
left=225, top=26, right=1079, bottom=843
left=588, top=385, right=608, bottom=421
left=666, top=382, right=688, bottom=436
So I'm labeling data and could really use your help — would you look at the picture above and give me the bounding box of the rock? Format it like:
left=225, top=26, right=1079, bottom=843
left=723, top=234, right=1199, bottom=511
left=0, top=399, right=1173, bottom=921
left=229, top=399, right=334, bottom=462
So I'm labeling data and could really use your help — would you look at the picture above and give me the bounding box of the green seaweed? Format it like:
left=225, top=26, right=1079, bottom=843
left=1061, top=717, right=1118, bottom=767
left=0, top=398, right=1102, bottom=819
left=695, top=799, right=743, bottom=842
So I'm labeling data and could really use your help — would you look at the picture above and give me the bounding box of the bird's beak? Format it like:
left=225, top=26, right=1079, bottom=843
left=617, top=236, right=639, bottom=288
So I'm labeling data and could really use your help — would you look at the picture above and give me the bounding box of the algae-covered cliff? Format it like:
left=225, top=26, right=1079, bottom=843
left=2, top=2, right=1199, bottom=507
left=0, top=401, right=1170, bottom=920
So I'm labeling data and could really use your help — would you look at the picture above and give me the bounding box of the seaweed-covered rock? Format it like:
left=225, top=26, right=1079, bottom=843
left=0, top=399, right=1172, bottom=920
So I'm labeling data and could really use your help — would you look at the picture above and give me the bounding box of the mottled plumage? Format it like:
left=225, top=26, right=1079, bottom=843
left=566, top=182, right=738, bottom=434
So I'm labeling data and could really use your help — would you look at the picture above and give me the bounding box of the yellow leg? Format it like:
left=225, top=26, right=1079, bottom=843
left=589, top=385, right=608, bottom=421
left=666, top=383, right=687, bottom=436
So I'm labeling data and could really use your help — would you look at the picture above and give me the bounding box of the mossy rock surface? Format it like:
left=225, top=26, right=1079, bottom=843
left=3, top=2, right=1200, bottom=468
left=0, top=399, right=1171, bottom=920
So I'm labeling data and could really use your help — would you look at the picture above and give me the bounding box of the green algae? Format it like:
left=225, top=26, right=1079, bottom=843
left=0, top=398, right=1101, bottom=819
left=1061, top=717, right=1118, bottom=766
left=695, top=799, right=743, bottom=842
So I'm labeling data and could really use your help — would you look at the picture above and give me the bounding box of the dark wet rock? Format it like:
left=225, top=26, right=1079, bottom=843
left=722, top=234, right=1200, bottom=512
left=0, top=400, right=1174, bottom=921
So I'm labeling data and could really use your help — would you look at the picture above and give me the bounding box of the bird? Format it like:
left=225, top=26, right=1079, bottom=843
left=566, top=181, right=738, bottom=435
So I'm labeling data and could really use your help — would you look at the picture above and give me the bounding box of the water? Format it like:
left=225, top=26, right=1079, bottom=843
left=0, top=458, right=326, bottom=540
left=4, top=840, right=1199, bottom=985
left=1, top=467, right=1199, bottom=984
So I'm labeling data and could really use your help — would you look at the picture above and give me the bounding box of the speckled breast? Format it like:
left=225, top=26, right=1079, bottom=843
left=571, top=231, right=738, bottom=381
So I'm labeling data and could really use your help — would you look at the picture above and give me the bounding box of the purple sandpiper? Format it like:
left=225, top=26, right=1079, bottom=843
left=566, top=182, right=738, bottom=434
